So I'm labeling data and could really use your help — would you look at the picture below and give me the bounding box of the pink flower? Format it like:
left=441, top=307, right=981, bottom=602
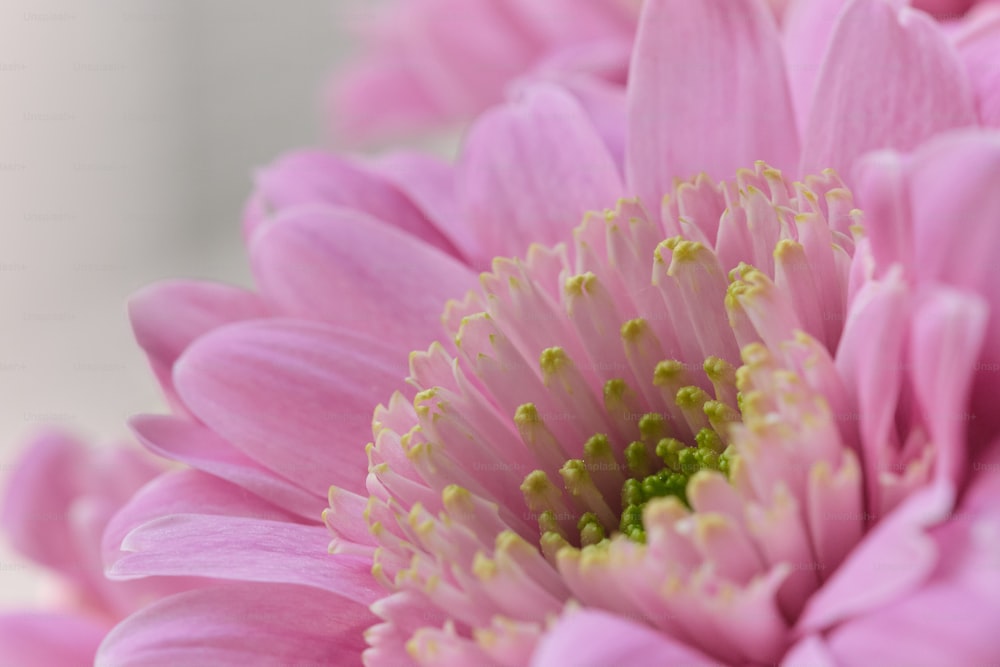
left=0, top=431, right=171, bottom=665
left=328, top=0, right=637, bottom=143
left=330, top=0, right=1000, bottom=145
left=18, top=0, right=997, bottom=663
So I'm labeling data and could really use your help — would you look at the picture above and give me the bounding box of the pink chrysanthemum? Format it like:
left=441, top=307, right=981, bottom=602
left=13, top=0, right=997, bottom=664
left=341, top=139, right=1000, bottom=664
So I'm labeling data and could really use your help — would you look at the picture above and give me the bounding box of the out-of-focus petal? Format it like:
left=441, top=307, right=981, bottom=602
left=96, top=583, right=373, bottom=667
left=800, top=0, right=976, bottom=176
left=531, top=610, right=721, bottom=667
left=627, top=0, right=798, bottom=208
left=0, top=612, right=108, bottom=667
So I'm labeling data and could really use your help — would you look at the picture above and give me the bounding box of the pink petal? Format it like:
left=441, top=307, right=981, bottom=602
left=909, top=288, right=988, bottom=484
left=457, top=84, right=623, bottom=263
left=96, top=583, right=373, bottom=667
left=243, top=149, right=459, bottom=257
left=555, top=74, right=628, bottom=171
left=1, top=431, right=90, bottom=578
left=855, top=130, right=1000, bottom=439
left=781, top=0, right=849, bottom=129
left=531, top=610, right=720, bottom=667
left=851, top=149, right=913, bottom=277
left=129, top=280, right=269, bottom=410
left=954, top=6, right=1000, bottom=126
left=328, top=56, right=447, bottom=144
left=800, top=0, right=977, bottom=176
left=110, top=513, right=379, bottom=603
left=250, top=207, right=477, bottom=352
left=627, top=0, right=798, bottom=209
left=102, top=468, right=301, bottom=568
left=0, top=612, right=109, bottom=667
left=366, top=152, right=472, bottom=260
left=173, top=319, right=405, bottom=497
left=782, top=635, right=837, bottom=667
left=797, top=481, right=954, bottom=633
left=824, top=583, right=1000, bottom=666
left=130, top=415, right=324, bottom=520
left=834, top=275, right=909, bottom=507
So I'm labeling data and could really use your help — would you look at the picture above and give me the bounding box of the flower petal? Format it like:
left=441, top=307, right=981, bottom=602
left=627, top=0, right=798, bottom=208
left=855, top=130, right=1000, bottom=440
left=457, top=84, right=623, bottom=263
left=781, top=0, right=849, bottom=128
left=109, top=513, right=379, bottom=603
left=0, top=612, right=108, bottom=667
left=129, top=415, right=324, bottom=520
left=243, top=149, right=459, bottom=257
left=954, top=7, right=1000, bottom=126
left=102, top=468, right=300, bottom=568
left=129, top=280, right=269, bottom=410
left=531, top=609, right=720, bottom=667
left=173, top=319, right=405, bottom=496
left=250, top=207, right=477, bottom=352
left=800, top=0, right=977, bottom=176
left=1, top=432, right=91, bottom=578
left=96, top=583, right=373, bottom=667
left=798, top=481, right=954, bottom=633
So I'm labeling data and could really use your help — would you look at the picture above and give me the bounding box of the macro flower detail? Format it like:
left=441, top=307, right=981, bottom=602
left=5, top=0, right=993, bottom=664
left=329, top=163, right=880, bottom=665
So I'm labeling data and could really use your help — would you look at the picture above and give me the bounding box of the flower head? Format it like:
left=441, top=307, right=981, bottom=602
left=17, top=0, right=1000, bottom=664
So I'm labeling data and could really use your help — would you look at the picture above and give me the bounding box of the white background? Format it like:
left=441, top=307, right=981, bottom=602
left=0, top=0, right=365, bottom=606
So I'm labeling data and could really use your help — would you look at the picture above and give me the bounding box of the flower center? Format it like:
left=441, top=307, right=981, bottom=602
left=518, top=348, right=741, bottom=551
left=330, top=163, right=900, bottom=666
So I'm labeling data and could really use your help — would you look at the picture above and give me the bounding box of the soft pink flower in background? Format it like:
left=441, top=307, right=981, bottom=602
left=0, top=432, right=171, bottom=665
left=330, top=0, right=1000, bottom=146
left=3, top=0, right=1000, bottom=664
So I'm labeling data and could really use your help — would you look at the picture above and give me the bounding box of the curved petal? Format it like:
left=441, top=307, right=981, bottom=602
left=457, top=84, right=623, bottom=264
left=0, top=612, right=108, bottom=667
left=1, top=432, right=91, bottom=577
left=243, top=149, right=459, bottom=257
left=531, top=610, right=720, bottom=667
left=96, top=583, right=373, bottom=667
left=109, top=514, right=380, bottom=603
left=102, top=468, right=301, bottom=568
left=798, top=481, right=954, bottom=633
left=250, top=207, right=477, bottom=352
left=367, top=151, right=469, bottom=257
left=781, top=0, right=848, bottom=128
left=173, top=319, right=405, bottom=497
left=129, top=280, right=269, bottom=409
left=854, top=130, right=1000, bottom=440
left=130, top=415, right=324, bottom=520
left=800, top=0, right=977, bottom=176
left=953, top=6, right=1000, bottom=126
left=627, top=0, right=798, bottom=209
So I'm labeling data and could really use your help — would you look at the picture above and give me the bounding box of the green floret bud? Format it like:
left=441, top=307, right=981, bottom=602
left=624, top=441, right=650, bottom=477
left=619, top=504, right=645, bottom=538
left=655, top=437, right=686, bottom=470
left=577, top=512, right=605, bottom=547
left=621, top=477, right=645, bottom=507
left=695, top=427, right=724, bottom=453
left=638, top=412, right=667, bottom=442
